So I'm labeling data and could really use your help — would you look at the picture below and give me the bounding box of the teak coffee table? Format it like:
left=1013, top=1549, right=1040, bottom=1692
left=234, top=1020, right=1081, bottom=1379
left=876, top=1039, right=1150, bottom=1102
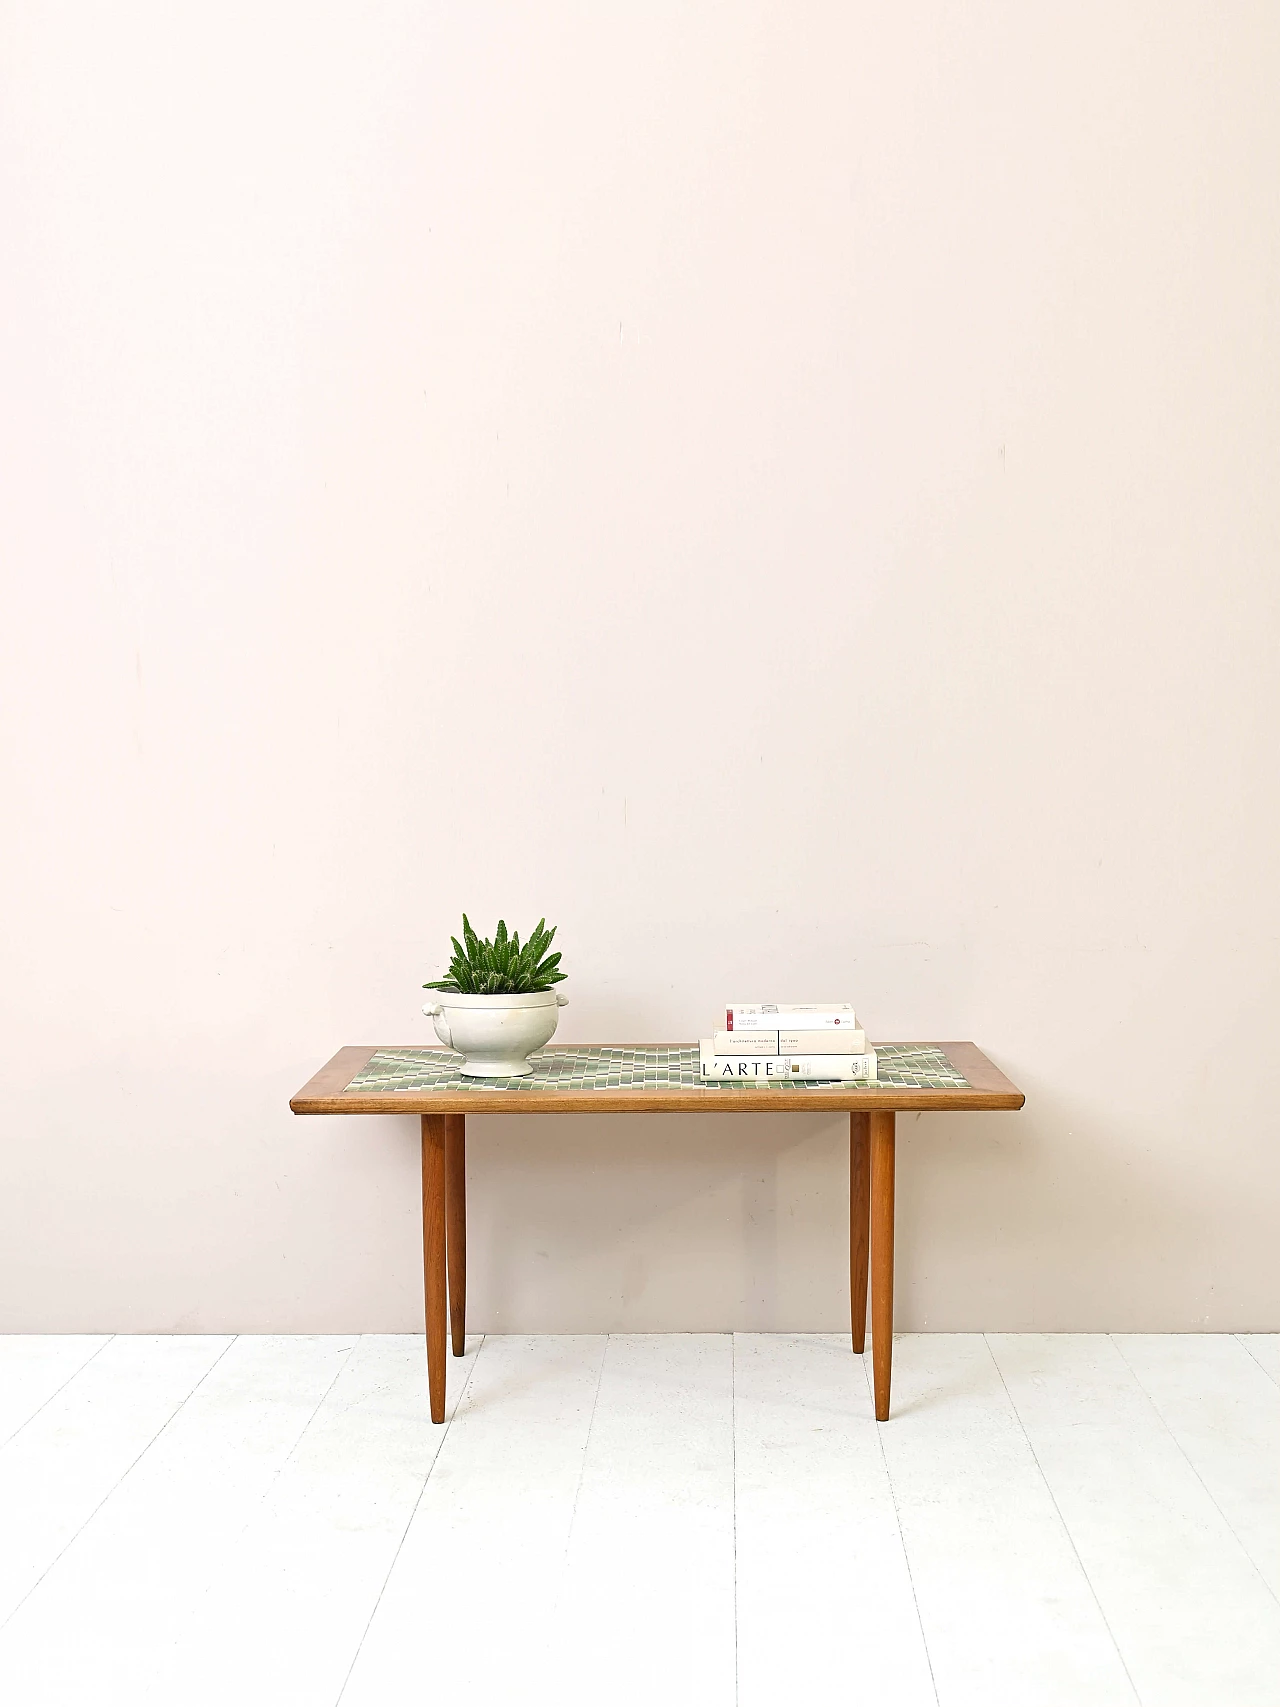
left=290, top=1042, right=1023, bottom=1423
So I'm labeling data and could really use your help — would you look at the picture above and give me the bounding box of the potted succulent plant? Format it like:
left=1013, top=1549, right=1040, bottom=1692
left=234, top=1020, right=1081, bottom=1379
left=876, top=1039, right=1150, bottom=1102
left=422, top=915, right=568, bottom=1077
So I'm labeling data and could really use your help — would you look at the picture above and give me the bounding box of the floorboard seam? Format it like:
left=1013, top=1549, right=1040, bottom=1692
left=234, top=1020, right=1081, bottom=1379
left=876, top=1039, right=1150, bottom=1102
left=865, top=1349, right=941, bottom=1707
left=984, top=1335, right=1143, bottom=1705
left=0, top=1332, right=238, bottom=1638
left=1109, top=1334, right=1280, bottom=1612
left=0, top=1335, right=115, bottom=1454
left=234, top=1336, right=364, bottom=1540
left=1236, top=1335, right=1280, bottom=1389
left=331, top=1334, right=484, bottom=1707
left=551, top=1332, right=608, bottom=1612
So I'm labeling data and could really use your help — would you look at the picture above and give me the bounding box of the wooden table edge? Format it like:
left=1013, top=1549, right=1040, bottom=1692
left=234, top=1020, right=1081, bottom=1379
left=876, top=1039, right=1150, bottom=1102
left=289, top=1041, right=1025, bottom=1116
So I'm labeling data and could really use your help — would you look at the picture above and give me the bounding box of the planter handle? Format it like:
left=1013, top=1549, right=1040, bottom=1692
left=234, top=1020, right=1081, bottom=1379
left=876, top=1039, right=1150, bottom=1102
left=555, top=993, right=569, bottom=1006
left=422, top=1002, right=453, bottom=1049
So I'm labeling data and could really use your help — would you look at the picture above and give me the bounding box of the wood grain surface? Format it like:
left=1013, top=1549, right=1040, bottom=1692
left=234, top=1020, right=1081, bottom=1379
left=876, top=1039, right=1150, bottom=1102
left=870, top=1111, right=896, bottom=1421
left=420, top=1113, right=447, bottom=1424
left=849, top=1111, right=870, bottom=1355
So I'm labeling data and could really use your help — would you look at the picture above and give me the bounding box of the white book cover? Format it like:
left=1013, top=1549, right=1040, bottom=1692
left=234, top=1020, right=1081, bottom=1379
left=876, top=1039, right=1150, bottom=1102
left=711, top=1028, right=867, bottom=1056
left=725, top=1003, right=858, bottom=1033
left=700, top=1041, right=877, bottom=1081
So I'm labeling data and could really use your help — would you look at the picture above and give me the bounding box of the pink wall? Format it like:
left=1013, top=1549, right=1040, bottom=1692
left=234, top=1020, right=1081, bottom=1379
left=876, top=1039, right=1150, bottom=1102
left=2, top=3, right=1277, bottom=1330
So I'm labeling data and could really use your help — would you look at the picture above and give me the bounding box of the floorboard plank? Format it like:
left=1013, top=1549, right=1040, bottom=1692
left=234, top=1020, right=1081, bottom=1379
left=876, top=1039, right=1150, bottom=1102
left=878, top=1334, right=1137, bottom=1707
left=733, top=1334, right=935, bottom=1707
left=1239, top=1334, right=1280, bottom=1386
left=550, top=1334, right=737, bottom=1707
left=989, top=1333, right=1280, bottom=1707
left=0, top=1335, right=356, bottom=1704
left=0, top=1335, right=110, bottom=1447
left=180, top=1333, right=480, bottom=1706
left=0, top=1334, right=230, bottom=1631
left=341, top=1334, right=608, bottom=1706
left=1113, top=1334, right=1280, bottom=1601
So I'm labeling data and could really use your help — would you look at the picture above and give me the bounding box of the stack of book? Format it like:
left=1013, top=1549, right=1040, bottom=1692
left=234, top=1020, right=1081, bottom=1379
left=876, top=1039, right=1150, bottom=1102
left=699, top=1004, right=877, bottom=1082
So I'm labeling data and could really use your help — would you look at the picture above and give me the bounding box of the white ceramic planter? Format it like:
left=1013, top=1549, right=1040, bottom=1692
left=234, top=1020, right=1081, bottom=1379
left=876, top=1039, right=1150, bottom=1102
left=422, top=989, right=568, bottom=1077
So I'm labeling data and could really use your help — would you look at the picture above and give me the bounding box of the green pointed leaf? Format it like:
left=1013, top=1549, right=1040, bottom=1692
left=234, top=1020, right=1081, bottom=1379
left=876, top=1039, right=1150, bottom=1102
left=428, top=914, right=567, bottom=996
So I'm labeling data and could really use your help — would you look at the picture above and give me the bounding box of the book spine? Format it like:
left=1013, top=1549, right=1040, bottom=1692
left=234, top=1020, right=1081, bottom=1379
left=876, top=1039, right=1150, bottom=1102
left=725, top=1005, right=857, bottom=1032
left=700, top=1046, right=877, bottom=1081
left=712, top=1030, right=868, bottom=1056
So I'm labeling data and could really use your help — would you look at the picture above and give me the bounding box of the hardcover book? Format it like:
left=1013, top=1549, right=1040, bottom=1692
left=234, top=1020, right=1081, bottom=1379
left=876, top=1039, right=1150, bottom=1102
left=711, top=1028, right=867, bottom=1056
left=700, top=1041, right=877, bottom=1081
left=725, top=1003, right=858, bottom=1033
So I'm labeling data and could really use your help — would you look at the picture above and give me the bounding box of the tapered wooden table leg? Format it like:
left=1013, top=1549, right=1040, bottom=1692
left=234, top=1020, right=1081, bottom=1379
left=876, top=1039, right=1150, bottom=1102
left=421, top=1112, right=447, bottom=1423
left=445, top=1113, right=466, bottom=1356
left=870, top=1110, right=896, bottom=1421
left=850, top=1112, right=870, bottom=1354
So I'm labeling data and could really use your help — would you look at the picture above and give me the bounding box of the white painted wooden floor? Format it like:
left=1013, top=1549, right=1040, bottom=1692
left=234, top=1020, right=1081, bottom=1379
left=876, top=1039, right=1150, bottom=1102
left=0, top=1334, right=1276, bottom=1705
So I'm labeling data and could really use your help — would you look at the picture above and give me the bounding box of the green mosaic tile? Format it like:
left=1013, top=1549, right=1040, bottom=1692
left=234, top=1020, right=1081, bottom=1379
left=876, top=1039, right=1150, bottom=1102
left=344, top=1044, right=969, bottom=1095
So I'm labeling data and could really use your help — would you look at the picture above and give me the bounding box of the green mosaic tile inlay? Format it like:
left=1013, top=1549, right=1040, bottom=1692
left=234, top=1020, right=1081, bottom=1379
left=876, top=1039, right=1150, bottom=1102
left=344, top=1044, right=969, bottom=1095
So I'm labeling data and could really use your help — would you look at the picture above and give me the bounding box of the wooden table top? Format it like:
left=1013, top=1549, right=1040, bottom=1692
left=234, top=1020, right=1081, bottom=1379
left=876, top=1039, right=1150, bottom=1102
left=289, top=1042, right=1024, bottom=1116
